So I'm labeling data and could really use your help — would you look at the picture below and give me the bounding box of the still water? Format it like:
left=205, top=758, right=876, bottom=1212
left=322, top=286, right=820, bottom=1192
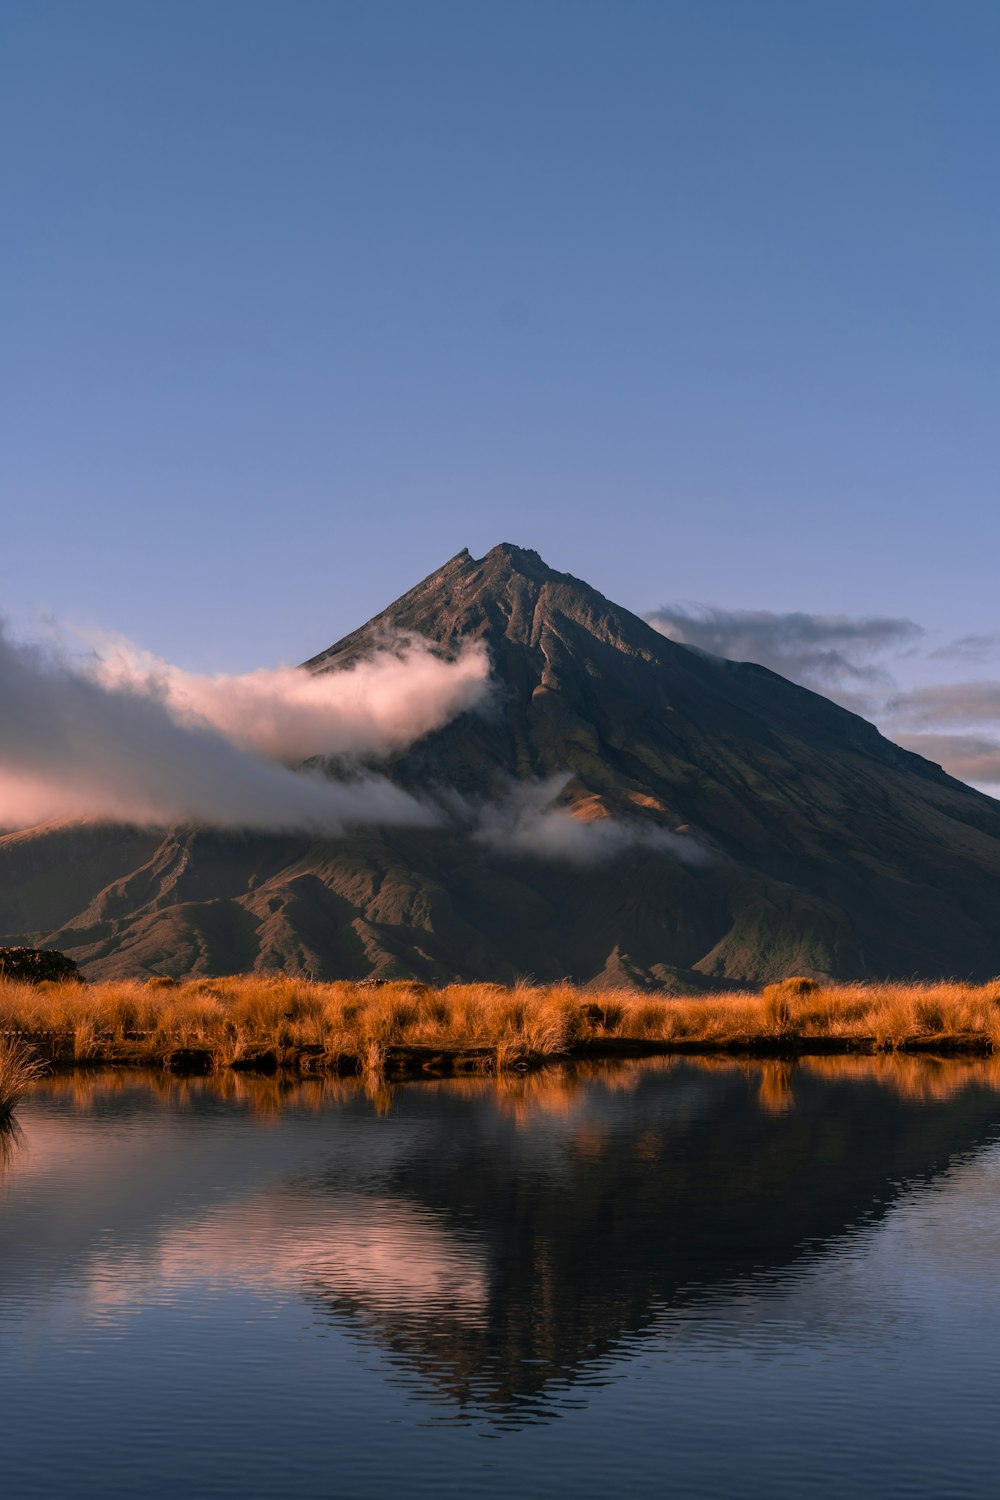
left=3, top=1055, right=1000, bottom=1498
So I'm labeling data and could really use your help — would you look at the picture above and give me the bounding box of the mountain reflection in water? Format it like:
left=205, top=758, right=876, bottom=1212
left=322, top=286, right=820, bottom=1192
left=5, top=1054, right=1000, bottom=1431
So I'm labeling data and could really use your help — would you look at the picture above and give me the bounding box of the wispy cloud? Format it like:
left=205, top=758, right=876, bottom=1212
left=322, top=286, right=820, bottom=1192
left=891, top=734, right=1000, bottom=787
left=0, top=622, right=488, bottom=833
left=887, top=682, right=1000, bottom=728
left=455, top=775, right=710, bottom=865
left=646, top=599, right=1000, bottom=790
left=928, top=634, right=1000, bottom=664
left=882, top=683, right=1000, bottom=789
left=646, top=604, right=921, bottom=712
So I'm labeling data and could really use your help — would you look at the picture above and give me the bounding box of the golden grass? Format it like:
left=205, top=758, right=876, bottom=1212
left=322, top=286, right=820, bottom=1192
left=4, top=973, right=1000, bottom=1076
left=0, top=1038, right=46, bottom=1118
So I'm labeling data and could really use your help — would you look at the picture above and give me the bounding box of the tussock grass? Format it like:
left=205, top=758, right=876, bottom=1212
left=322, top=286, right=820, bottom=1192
left=0, top=1038, right=46, bottom=1118
left=4, top=973, right=1000, bottom=1075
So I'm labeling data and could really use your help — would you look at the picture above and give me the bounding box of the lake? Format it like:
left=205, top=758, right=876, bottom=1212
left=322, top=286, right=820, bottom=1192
left=3, top=1055, right=1000, bottom=1498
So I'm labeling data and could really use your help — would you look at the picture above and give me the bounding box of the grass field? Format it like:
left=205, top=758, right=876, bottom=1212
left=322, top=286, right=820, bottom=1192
left=3, top=974, right=1000, bottom=1081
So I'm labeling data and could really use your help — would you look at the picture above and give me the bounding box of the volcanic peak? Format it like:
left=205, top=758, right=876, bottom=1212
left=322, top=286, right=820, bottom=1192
left=7, top=540, right=1000, bottom=985
left=305, top=541, right=650, bottom=674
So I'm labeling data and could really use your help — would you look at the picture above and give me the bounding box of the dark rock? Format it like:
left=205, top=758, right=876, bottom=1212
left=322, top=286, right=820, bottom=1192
left=230, top=1047, right=279, bottom=1074
left=163, top=1047, right=214, bottom=1074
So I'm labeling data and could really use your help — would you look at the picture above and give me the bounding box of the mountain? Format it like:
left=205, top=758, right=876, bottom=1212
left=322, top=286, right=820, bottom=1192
left=3, top=542, right=1000, bottom=985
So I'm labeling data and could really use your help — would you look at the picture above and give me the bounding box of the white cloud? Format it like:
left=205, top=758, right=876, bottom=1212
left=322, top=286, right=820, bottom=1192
left=87, top=631, right=491, bottom=762
left=465, top=775, right=709, bottom=865
left=0, top=622, right=490, bottom=833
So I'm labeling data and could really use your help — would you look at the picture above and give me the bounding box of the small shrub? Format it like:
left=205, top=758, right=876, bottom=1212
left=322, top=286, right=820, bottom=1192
left=0, top=947, right=80, bottom=984
left=775, top=976, right=819, bottom=997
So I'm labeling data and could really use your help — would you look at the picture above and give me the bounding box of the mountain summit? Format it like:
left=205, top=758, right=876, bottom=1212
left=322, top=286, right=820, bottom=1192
left=3, top=544, right=1000, bottom=984
left=313, top=540, right=937, bottom=794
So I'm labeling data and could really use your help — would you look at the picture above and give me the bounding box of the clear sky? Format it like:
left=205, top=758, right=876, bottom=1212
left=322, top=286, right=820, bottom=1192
left=2, top=0, right=999, bottom=675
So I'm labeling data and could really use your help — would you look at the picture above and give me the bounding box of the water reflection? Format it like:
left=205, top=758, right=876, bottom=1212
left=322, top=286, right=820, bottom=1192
left=0, top=1114, right=23, bottom=1180
left=6, top=1056, right=1000, bottom=1427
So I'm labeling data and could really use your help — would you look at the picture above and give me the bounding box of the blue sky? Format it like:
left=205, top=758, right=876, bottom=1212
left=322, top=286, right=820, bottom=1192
left=2, top=0, right=998, bottom=683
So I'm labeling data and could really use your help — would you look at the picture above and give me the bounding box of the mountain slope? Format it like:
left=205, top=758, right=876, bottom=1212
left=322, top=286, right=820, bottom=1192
left=3, top=543, right=1000, bottom=984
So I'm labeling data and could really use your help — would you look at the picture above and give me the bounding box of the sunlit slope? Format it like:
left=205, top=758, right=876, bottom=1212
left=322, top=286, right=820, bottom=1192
left=3, top=542, right=1000, bottom=982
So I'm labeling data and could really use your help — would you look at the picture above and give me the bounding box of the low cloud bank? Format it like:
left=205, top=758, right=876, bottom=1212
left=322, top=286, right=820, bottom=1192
left=456, top=775, right=709, bottom=866
left=0, top=623, right=488, bottom=833
left=90, top=634, right=491, bottom=762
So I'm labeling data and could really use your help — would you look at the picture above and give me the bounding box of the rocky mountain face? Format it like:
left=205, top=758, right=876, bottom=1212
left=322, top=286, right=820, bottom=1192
left=3, top=543, right=1000, bottom=985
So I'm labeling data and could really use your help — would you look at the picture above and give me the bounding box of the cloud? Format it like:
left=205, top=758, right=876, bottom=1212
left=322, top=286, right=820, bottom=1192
left=462, top=775, right=710, bottom=865
left=928, top=634, right=1000, bottom=664
left=891, top=734, right=1000, bottom=787
left=887, top=682, right=1000, bottom=729
left=642, top=598, right=1000, bottom=793
left=885, top=683, right=1000, bottom=789
left=646, top=604, right=922, bottom=710
left=0, top=622, right=484, bottom=833
left=82, top=631, right=491, bottom=762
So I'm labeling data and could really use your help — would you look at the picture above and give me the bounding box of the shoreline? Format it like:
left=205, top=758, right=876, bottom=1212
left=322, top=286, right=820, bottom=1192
left=5, top=1030, right=998, bottom=1078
